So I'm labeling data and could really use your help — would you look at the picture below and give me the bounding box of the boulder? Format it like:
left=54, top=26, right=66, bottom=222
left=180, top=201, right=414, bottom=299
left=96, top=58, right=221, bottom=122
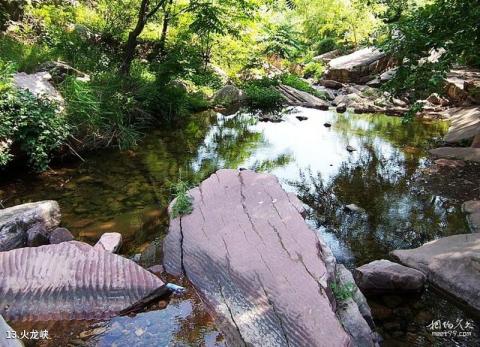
left=320, top=79, right=344, bottom=90
left=277, top=84, right=329, bottom=110
left=94, top=232, right=122, bottom=253
left=48, top=227, right=74, bottom=244
left=0, top=241, right=164, bottom=321
left=444, top=68, right=480, bottom=104
left=391, top=234, right=480, bottom=312
left=0, top=315, right=22, bottom=347
left=430, top=147, right=480, bottom=163
left=37, top=60, right=90, bottom=84
left=0, top=201, right=61, bottom=252
left=427, top=93, right=449, bottom=106
left=336, top=104, right=347, bottom=113
left=325, top=48, right=392, bottom=84
left=462, top=200, right=480, bottom=233
left=13, top=72, right=64, bottom=106
left=354, top=260, right=426, bottom=295
left=443, top=107, right=480, bottom=143
left=163, top=169, right=353, bottom=346
left=26, top=223, right=50, bottom=247
left=213, top=85, right=245, bottom=106
left=336, top=265, right=378, bottom=347
left=465, top=80, right=480, bottom=104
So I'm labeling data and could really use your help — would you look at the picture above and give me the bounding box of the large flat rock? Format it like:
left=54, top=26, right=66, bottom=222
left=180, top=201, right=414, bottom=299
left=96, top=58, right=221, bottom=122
left=0, top=241, right=164, bottom=321
left=163, top=169, right=353, bottom=347
left=325, top=48, right=391, bottom=83
left=277, top=84, right=329, bottom=110
left=444, top=107, right=480, bottom=143
left=0, top=201, right=61, bottom=251
left=391, top=234, right=480, bottom=312
left=430, top=147, right=480, bottom=162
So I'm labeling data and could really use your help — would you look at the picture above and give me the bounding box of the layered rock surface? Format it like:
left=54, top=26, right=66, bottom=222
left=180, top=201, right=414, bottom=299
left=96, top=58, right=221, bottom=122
left=391, top=234, right=480, bottom=312
left=277, top=84, right=329, bottom=110
left=0, top=241, right=164, bottom=321
left=163, top=169, right=355, bottom=347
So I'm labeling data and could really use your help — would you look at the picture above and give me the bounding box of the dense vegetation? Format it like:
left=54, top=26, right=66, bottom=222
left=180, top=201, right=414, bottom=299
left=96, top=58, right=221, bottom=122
left=0, top=0, right=478, bottom=171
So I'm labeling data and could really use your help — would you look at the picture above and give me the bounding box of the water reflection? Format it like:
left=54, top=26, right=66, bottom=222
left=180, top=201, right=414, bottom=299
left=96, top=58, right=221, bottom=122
left=1, top=106, right=476, bottom=346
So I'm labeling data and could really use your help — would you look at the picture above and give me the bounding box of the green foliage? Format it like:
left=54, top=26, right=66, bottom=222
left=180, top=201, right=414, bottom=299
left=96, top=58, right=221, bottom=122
left=379, top=0, right=480, bottom=99
left=171, top=180, right=193, bottom=218
left=243, top=77, right=283, bottom=110
left=260, top=23, right=303, bottom=59
left=0, top=87, right=69, bottom=171
left=314, top=37, right=337, bottom=55
left=303, top=62, right=325, bottom=80
left=402, top=102, right=424, bottom=124
left=330, top=281, right=356, bottom=301
left=280, top=73, right=322, bottom=97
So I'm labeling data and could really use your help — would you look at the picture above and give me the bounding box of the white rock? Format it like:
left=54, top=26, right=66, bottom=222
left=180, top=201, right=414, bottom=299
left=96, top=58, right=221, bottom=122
left=94, top=232, right=122, bottom=253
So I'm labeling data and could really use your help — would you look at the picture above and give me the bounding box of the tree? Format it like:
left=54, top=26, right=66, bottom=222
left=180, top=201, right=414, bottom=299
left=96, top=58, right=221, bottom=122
left=120, top=0, right=168, bottom=74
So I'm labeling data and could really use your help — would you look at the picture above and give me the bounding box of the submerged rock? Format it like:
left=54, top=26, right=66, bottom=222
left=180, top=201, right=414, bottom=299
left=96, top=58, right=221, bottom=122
left=391, top=233, right=480, bottom=312
left=354, top=260, right=426, bottom=295
left=163, top=169, right=354, bottom=346
left=0, top=241, right=164, bottom=321
left=0, top=201, right=61, bottom=251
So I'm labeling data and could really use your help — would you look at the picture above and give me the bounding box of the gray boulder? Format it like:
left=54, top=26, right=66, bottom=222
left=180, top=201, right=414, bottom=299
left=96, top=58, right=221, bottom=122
left=26, top=223, right=50, bottom=247
left=335, top=265, right=378, bottom=347
left=391, top=234, right=480, bottom=312
left=49, top=227, right=74, bottom=244
left=0, top=201, right=61, bottom=251
left=13, top=72, right=64, bottom=107
left=354, top=259, right=425, bottom=295
left=462, top=200, right=480, bottom=233
left=213, top=85, right=245, bottom=106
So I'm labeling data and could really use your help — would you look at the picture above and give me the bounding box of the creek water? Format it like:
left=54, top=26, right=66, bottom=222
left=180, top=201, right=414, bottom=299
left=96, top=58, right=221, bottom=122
left=1, top=107, right=479, bottom=346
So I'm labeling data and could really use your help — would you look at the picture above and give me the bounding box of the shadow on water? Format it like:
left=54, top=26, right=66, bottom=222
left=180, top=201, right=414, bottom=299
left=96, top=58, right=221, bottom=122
left=1, top=107, right=479, bottom=346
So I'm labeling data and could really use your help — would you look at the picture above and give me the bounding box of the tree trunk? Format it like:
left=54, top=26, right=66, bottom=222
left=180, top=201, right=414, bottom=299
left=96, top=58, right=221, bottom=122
left=158, top=0, right=173, bottom=59
left=120, top=0, right=150, bottom=75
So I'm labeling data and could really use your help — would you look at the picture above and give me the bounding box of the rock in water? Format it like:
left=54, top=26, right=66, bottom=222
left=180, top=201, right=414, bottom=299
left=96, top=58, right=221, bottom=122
left=0, top=315, right=22, bottom=347
left=354, top=260, right=426, bottom=295
left=94, top=232, right=122, bottom=253
left=462, top=200, right=480, bottom=233
left=0, top=241, right=164, bottom=321
left=0, top=201, right=61, bottom=251
left=346, top=145, right=357, bottom=152
left=213, top=85, right=245, bottom=106
left=391, top=234, right=480, bottom=312
left=277, top=84, right=329, bottom=110
left=163, top=169, right=353, bottom=346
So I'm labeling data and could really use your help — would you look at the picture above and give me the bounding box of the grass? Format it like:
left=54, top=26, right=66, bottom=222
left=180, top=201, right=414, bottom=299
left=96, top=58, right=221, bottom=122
left=171, top=180, right=193, bottom=218
left=330, top=281, right=356, bottom=302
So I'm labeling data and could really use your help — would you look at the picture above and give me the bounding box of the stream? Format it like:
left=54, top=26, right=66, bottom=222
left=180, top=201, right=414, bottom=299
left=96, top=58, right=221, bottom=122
left=1, top=107, right=479, bottom=346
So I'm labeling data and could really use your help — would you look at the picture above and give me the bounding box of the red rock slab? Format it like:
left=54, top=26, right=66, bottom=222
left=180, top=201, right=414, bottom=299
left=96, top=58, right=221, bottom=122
left=164, top=169, right=352, bottom=347
left=0, top=241, right=163, bottom=321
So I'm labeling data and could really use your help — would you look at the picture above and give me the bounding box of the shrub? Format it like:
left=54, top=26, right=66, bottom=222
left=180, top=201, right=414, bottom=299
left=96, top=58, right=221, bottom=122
left=280, top=73, right=323, bottom=98
left=303, top=61, right=325, bottom=80
left=330, top=281, right=356, bottom=302
left=315, top=37, right=337, bottom=55
left=0, top=88, right=70, bottom=171
left=244, top=82, right=283, bottom=110
left=171, top=180, right=193, bottom=218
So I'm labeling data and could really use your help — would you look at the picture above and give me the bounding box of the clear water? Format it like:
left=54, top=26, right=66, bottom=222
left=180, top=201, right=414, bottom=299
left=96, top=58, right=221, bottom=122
left=1, top=107, right=478, bottom=346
